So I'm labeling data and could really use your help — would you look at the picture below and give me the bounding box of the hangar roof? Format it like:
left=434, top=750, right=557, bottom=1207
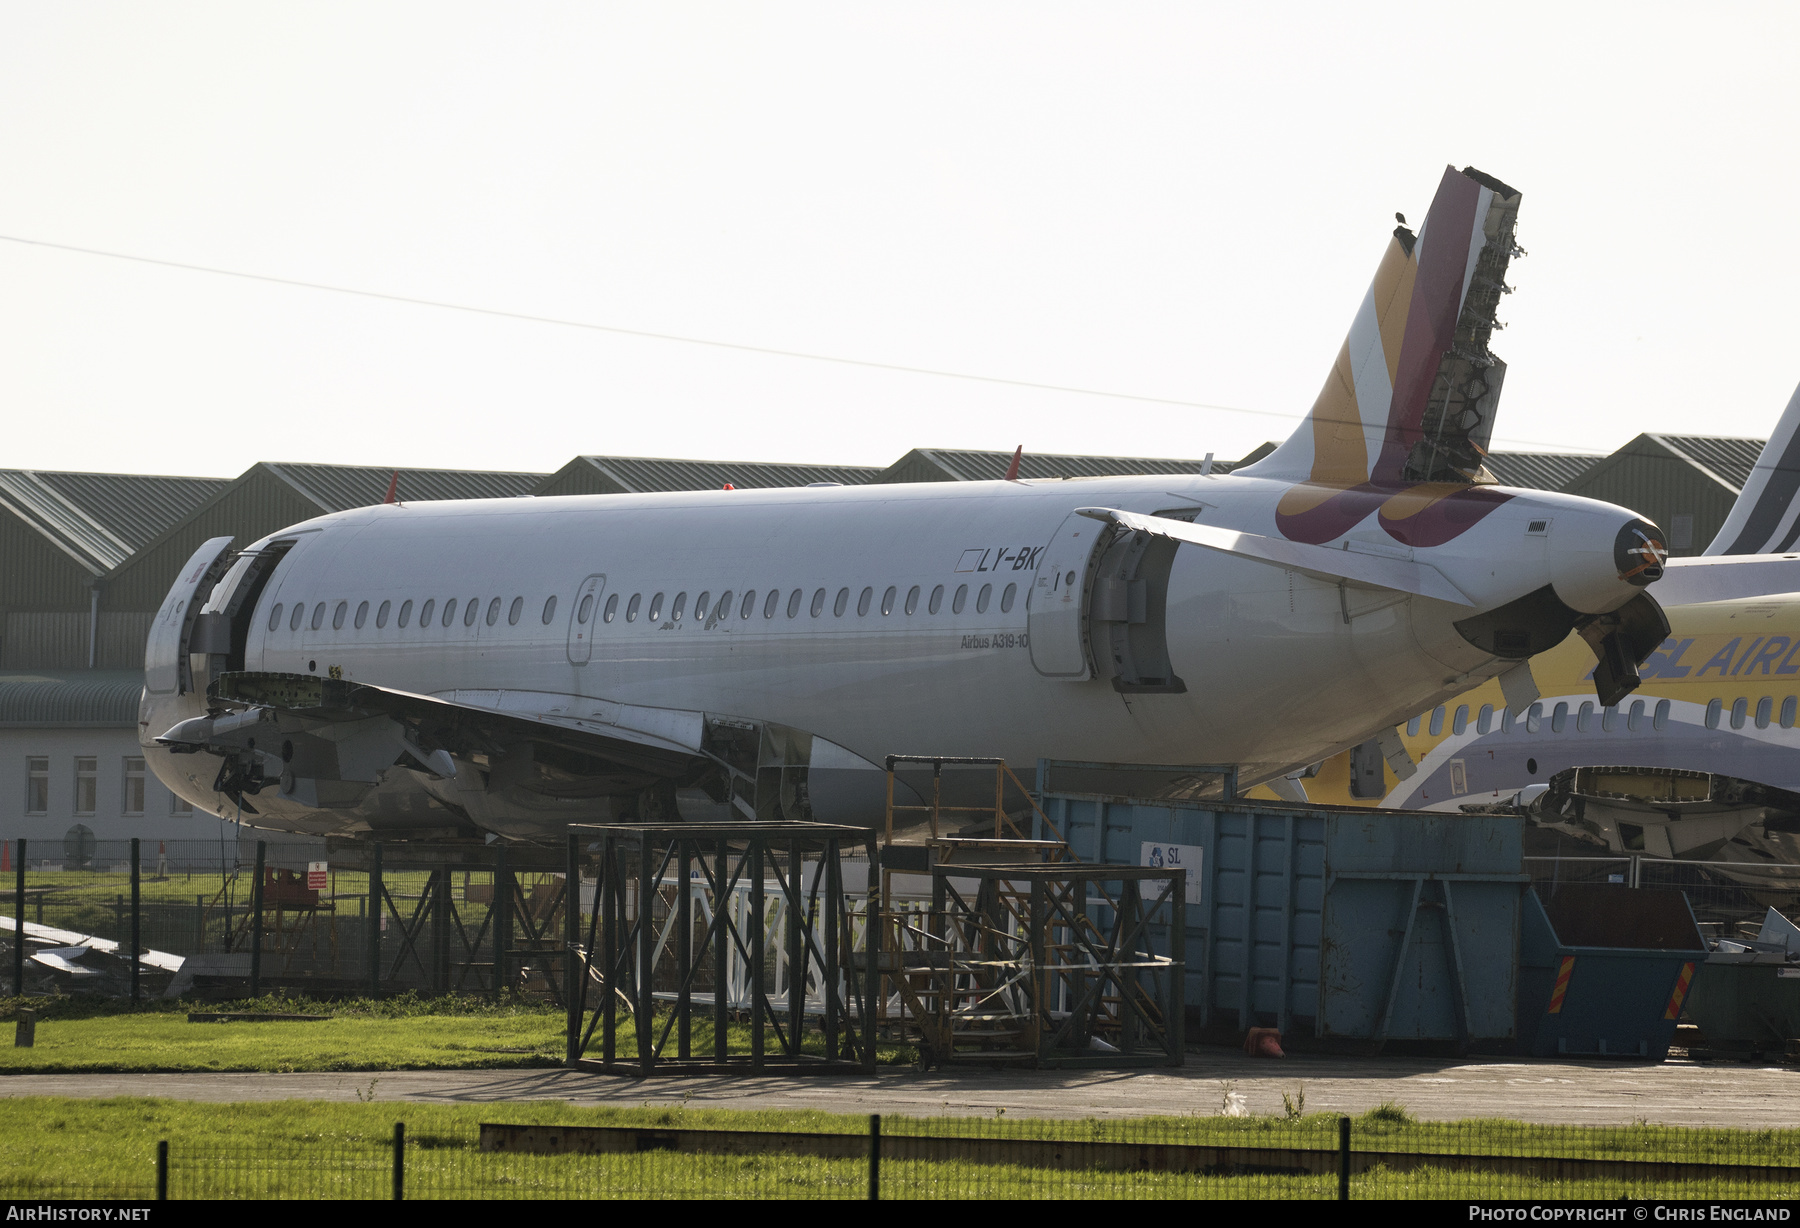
left=0, top=670, right=141, bottom=727
left=1481, top=452, right=1602, bottom=491
left=1642, top=435, right=1764, bottom=493
left=261, top=463, right=542, bottom=510
left=0, top=470, right=228, bottom=576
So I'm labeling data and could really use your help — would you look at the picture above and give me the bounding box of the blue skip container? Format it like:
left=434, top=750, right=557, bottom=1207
left=1516, top=883, right=1704, bottom=1060
left=1041, top=784, right=1527, bottom=1050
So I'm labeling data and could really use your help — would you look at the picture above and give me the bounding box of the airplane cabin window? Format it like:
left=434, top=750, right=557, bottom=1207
left=880, top=586, right=896, bottom=616
left=1500, top=707, right=1514, bottom=734
left=311, top=603, right=327, bottom=631
left=762, top=590, right=778, bottom=619
left=810, top=589, right=825, bottom=617
left=1451, top=705, right=1468, bottom=735
left=1628, top=700, right=1646, bottom=732
left=508, top=597, right=522, bottom=626
left=486, top=597, right=502, bottom=626
left=1000, top=583, right=1017, bottom=613
left=716, top=591, right=733, bottom=621
left=857, top=587, right=873, bottom=617
left=541, top=595, right=558, bottom=625
left=1756, top=696, right=1774, bottom=729
left=905, top=586, right=920, bottom=615
left=626, top=594, right=641, bottom=622
left=602, top=594, right=617, bottom=623
left=647, top=593, right=664, bottom=621
left=1476, top=704, right=1493, bottom=735
left=578, top=594, right=594, bottom=624
left=332, top=601, right=348, bottom=630
left=1577, top=701, right=1594, bottom=732
left=355, top=601, right=370, bottom=629
left=671, top=593, right=687, bottom=622
left=1706, top=698, right=1722, bottom=729
left=1525, top=702, right=1543, bottom=734
left=437, top=599, right=453, bottom=627
left=1406, top=715, right=1421, bottom=737
left=268, top=604, right=284, bottom=632
left=398, top=600, right=413, bottom=628
left=1428, top=706, right=1445, bottom=737
left=744, top=591, right=759, bottom=619
left=694, top=592, right=711, bottom=621
left=462, top=599, right=479, bottom=627
left=952, top=584, right=968, bottom=614
left=1550, top=702, right=1567, bottom=733
left=420, top=599, right=436, bottom=627
left=1602, top=705, right=1619, bottom=732
left=976, top=584, right=992, bottom=613
left=1784, top=696, right=1798, bottom=729
left=784, top=589, right=800, bottom=618
left=290, top=603, right=305, bottom=631
left=1654, top=699, right=1671, bottom=730
left=377, top=600, right=391, bottom=628
left=1731, top=697, right=1748, bottom=730
left=833, top=588, right=850, bottom=617
left=929, top=585, right=944, bottom=615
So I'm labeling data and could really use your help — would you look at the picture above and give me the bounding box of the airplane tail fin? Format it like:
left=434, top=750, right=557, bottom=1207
left=1704, top=381, right=1800, bottom=555
left=1238, top=166, right=1522, bottom=488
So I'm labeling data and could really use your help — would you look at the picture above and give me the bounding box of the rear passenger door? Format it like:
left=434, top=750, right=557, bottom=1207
left=566, top=574, right=606, bottom=665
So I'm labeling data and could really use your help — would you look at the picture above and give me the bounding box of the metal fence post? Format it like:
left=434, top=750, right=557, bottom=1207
left=565, top=834, right=580, bottom=1065
left=156, top=1140, right=168, bottom=1201
left=494, top=843, right=510, bottom=996
left=1338, top=1115, right=1351, bottom=1200
left=13, top=838, right=24, bottom=998
left=249, top=840, right=266, bottom=998
left=868, top=1113, right=880, bottom=1201
left=368, top=842, right=383, bottom=998
left=392, top=1121, right=405, bottom=1200
left=130, top=838, right=141, bottom=1004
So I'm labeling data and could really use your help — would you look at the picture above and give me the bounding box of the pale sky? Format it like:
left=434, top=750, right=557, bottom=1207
left=2, top=3, right=1797, bottom=479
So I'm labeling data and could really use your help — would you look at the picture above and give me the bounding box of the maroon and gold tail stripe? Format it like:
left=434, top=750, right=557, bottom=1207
left=1546, top=956, right=1575, bottom=1014
left=1663, top=961, right=1697, bottom=1021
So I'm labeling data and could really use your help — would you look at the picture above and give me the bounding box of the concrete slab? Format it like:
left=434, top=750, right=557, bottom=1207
left=0, top=1047, right=1796, bottom=1127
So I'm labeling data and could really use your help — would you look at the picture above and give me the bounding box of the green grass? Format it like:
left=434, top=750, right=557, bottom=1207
left=0, top=1099, right=1794, bottom=1200
left=0, top=992, right=568, bottom=1073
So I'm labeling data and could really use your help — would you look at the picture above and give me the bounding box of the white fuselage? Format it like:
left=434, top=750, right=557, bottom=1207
left=140, top=472, right=1656, bottom=837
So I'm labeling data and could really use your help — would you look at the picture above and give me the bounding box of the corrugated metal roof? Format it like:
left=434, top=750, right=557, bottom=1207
left=0, top=471, right=227, bottom=575
left=264, top=463, right=544, bottom=512
left=568, top=456, right=883, bottom=493
left=1649, top=436, right=1765, bottom=492
left=875, top=448, right=1237, bottom=484
left=1482, top=452, right=1602, bottom=491
left=0, top=670, right=141, bottom=726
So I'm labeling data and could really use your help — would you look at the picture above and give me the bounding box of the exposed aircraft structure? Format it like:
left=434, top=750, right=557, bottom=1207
left=141, top=166, right=1672, bottom=842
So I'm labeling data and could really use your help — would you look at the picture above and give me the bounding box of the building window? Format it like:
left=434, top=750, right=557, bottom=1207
left=1670, top=513, right=1694, bottom=551
left=25, top=757, right=47, bottom=815
left=123, top=757, right=145, bottom=817
left=73, top=757, right=97, bottom=816
left=171, top=791, right=192, bottom=816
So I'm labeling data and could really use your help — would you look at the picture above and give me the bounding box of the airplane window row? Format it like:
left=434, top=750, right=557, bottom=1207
left=1406, top=695, right=1800, bottom=738
left=265, top=582, right=1023, bottom=638
left=266, top=595, right=542, bottom=634
left=593, top=582, right=1019, bottom=625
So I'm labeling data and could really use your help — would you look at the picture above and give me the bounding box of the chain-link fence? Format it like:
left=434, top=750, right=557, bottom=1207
left=6, top=1114, right=1798, bottom=1200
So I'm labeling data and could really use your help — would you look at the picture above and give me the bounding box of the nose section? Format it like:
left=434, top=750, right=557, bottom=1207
left=1548, top=512, right=1667, bottom=614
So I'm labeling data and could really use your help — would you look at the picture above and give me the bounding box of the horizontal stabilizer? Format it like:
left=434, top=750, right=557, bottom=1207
left=1074, top=507, right=1473, bottom=606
